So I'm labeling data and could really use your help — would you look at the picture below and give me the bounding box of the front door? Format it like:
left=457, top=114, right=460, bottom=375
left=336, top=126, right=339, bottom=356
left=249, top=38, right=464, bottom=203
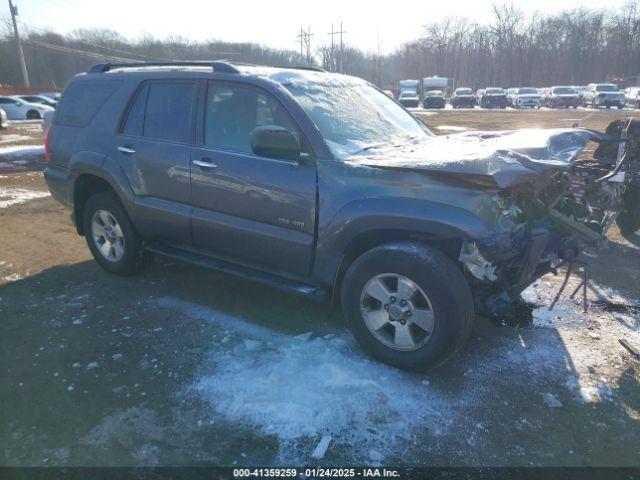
left=190, top=81, right=317, bottom=276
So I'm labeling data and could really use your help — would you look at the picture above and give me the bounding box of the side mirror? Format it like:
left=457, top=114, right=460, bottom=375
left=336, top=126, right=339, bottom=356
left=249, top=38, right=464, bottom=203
left=250, top=125, right=301, bottom=162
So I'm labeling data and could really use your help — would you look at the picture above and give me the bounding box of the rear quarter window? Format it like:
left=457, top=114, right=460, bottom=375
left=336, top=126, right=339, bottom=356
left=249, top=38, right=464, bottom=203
left=56, top=80, right=121, bottom=127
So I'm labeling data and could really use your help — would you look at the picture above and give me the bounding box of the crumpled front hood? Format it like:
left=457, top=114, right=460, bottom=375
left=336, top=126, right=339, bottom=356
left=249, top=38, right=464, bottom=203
left=345, top=128, right=604, bottom=189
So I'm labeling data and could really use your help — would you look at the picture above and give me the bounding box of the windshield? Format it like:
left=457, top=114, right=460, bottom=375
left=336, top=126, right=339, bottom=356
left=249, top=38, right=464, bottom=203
left=596, top=85, right=618, bottom=92
left=284, top=81, right=431, bottom=159
left=486, top=88, right=504, bottom=94
left=518, top=88, right=538, bottom=94
left=400, top=92, right=417, bottom=98
left=456, top=89, right=473, bottom=95
left=426, top=91, right=442, bottom=97
left=553, top=87, right=575, bottom=94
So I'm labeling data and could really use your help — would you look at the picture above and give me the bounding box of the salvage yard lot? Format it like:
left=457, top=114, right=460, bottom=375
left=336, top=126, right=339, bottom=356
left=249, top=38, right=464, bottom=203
left=1, top=110, right=639, bottom=466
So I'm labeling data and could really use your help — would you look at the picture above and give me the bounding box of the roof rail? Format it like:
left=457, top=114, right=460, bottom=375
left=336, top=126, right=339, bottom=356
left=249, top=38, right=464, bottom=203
left=87, top=61, right=240, bottom=74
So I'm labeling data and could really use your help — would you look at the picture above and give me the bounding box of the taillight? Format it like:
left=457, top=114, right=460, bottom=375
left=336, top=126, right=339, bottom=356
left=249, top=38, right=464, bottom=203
left=44, top=127, right=51, bottom=163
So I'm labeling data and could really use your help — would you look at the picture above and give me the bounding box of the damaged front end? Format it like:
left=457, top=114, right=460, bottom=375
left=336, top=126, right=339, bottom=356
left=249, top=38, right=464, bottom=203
left=457, top=118, right=640, bottom=323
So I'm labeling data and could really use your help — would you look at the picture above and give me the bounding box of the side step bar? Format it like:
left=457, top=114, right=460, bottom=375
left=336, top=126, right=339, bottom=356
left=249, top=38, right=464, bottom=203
left=145, top=242, right=326, bottom=302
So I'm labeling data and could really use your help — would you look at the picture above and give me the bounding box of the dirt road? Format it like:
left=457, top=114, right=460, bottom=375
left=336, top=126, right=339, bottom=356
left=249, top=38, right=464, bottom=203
left=1, top=111, right=639, bottom=467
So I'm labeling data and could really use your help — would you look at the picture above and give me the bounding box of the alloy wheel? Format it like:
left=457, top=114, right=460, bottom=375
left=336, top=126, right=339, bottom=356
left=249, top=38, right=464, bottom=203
left=360, top=273, right=435, bottom=351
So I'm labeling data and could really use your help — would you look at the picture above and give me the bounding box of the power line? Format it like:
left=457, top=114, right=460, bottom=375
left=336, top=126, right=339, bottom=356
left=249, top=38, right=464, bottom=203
left=24, top=38, right=132, bottom=61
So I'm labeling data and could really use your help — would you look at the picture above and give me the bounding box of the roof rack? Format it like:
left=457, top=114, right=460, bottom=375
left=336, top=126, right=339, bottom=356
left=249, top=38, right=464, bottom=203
left=87, top=61, right=240, bottom=74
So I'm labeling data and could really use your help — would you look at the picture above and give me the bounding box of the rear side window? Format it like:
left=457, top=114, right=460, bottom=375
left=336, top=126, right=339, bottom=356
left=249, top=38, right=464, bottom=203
left=121, top=84, right=149, bottom=137
left=56, top=81, right=121, bottom=127
left=121, top=81, right=196, bottom=143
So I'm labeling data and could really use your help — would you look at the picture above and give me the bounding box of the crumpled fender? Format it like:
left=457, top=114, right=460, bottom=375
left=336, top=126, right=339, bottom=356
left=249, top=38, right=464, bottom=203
left=313, top=196, right=492, bottom=284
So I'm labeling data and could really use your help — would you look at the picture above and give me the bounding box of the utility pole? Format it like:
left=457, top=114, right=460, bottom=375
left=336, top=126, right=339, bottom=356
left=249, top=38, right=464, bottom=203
left=297, top=27, right=305, bottom=62
left=296, top=26, right=313, bottom=66
left=328, top=24, right=336, bottom=71
left=8, top=0, right=29, bottom=87
left=305, top=25, right=312, bottom=67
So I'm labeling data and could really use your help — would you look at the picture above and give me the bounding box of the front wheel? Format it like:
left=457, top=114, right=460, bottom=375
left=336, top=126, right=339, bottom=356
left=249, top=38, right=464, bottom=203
left=26, top=110, right=41, bottom=120
left=341, top=242, right=474, bottom=371
left=82, top=192, right=152, bottom=275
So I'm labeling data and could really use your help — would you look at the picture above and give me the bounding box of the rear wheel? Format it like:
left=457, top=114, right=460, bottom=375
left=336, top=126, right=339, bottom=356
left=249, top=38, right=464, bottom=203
left=341, top=242, right=474, bottom=371
left=82, top=192, right=151, bottom=275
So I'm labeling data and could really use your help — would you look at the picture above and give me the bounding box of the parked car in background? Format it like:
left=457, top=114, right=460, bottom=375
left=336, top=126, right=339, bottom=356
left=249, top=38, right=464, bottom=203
left=475, top=89, right=485, bottom=105
left=512, top=87, right=542, bottom=109
left=0, top=96, right=55, bottom=120
left=398, top=91, right=420, bottom=108
left=539, top=88, right=551, bottom=104
left=584, top=83, right=625, bottom=109
left=545, top=86, right=580, bottom=109
left=450, top=88, right=476, bottom=108
left=39, top=92, right=61, bottom=101
left=422, top=90, right=445, bottom=109
left=0, top=108, right=8, bottom=129
left=479, top=87, right=508, bottom=108
left=507, top=88, right=518, bottom=106
left=16, top=94, right=57, bottom=108
left=572, top=86, right=588, bottom=101
left=383, top=90, right=395, bottom=98
left=624, top=87, right=640, bottom=109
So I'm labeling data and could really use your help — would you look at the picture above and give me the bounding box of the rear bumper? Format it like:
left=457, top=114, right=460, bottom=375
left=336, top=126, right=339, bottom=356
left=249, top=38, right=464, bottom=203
left=452, top=98, right=476, bottom=107
left=43, top=165, right=74, bottom=207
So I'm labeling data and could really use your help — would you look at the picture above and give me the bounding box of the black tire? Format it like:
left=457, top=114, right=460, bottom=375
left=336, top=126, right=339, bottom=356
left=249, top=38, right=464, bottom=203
left=341, top=242, right=474, bottom=371
left=82, top=191, right=151, bottom=276
left=26, top=110, right=41, bottom=120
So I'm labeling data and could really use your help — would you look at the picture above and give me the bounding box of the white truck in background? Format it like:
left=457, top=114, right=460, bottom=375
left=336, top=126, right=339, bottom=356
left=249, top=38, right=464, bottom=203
left=399, top=79, right=419, bottom=97
left=422, top=76, right=449, bottom=95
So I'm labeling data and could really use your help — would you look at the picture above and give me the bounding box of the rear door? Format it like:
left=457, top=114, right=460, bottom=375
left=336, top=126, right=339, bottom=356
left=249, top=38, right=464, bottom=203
left=113, top=80, right=197, bottom=244
left=190, top=81, right=317, bottom=276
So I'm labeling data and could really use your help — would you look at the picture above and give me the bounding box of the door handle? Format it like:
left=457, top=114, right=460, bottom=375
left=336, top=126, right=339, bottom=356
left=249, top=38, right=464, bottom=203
left=117, top=146, right=136, bottom=155
left=193, top=159, right=218, bottom=169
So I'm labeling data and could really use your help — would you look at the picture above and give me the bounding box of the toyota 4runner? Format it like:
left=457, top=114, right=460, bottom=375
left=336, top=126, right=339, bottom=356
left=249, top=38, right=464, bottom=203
left=44, top=62, right=640, bottom=370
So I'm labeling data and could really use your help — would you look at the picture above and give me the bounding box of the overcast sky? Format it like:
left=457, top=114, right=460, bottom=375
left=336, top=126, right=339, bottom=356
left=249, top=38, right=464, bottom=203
left=2, top=0, right=629, bottom=54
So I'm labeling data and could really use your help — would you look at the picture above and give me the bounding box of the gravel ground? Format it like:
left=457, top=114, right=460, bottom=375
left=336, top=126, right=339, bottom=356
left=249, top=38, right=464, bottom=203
left=1, top=112, right=639, bottom=467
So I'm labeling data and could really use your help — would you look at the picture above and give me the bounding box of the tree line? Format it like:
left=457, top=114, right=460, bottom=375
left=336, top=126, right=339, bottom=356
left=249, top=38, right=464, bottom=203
left=1, top=1, right=639, bottom=91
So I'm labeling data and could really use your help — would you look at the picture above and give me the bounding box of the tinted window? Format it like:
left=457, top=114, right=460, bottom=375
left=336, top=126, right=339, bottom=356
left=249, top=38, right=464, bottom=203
left=121, top=84, right=149, bottom=137
left=56, top=81, right=121, bottom=127
left=204, top=83, right=297, bottom=154
left=142, top=82, right=196, bottom=143
left=0, top=97, right=15, bottom=104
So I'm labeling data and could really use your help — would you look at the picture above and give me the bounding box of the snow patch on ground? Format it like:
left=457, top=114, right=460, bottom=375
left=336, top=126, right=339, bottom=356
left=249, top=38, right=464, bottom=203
left=0, top=187, right=50, bottom=208
left=0, top=134, right=35, bottom=144
left=140, top=277, right=639, bottom=463
left=435, top=125, right=468, bottom=132
left=155, top=297, right=455, bottom=461
left=0, top=145, right=44, bottom=156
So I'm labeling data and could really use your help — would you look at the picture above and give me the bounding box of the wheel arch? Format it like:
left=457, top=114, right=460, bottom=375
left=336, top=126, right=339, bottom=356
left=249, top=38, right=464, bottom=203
left=330, top=230, right=465, bottom=305
left=73, top=173, right=118, bottom=235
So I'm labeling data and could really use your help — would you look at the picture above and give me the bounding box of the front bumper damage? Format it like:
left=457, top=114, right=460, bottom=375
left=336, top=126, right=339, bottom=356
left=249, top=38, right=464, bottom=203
left=455, top=118, right=640, bottom=323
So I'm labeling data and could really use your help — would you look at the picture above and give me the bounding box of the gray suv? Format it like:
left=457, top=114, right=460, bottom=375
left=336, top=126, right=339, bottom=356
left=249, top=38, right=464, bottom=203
left=44, top=61, right=639, bottom=370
